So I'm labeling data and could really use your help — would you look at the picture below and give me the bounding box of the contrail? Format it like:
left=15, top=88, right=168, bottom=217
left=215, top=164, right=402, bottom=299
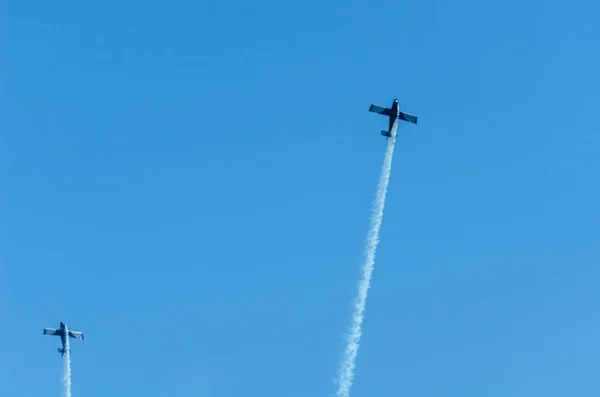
left=63, top=328, right=72, bottom=397
left=336, top=123, right=398, bottom=397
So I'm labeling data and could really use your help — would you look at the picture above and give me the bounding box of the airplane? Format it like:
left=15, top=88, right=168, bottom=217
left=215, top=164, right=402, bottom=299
left=43, top=321, right=84, bottom=356
left=368, top=98, right=418, bottom=139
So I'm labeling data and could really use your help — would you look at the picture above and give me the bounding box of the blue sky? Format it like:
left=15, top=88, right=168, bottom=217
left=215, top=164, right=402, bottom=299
left=2, top=0, right=600, bottom=396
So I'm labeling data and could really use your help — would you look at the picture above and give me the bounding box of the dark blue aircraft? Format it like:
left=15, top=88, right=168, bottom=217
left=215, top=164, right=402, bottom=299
left=368, top=98, right=418, bottom=139
left=43, top=321, right=84, bottom=356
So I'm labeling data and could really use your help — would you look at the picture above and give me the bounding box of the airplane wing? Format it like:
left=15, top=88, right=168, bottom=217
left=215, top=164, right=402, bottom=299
left=398, top=111, right=418, bottom=124
left=43, top=328, right=61, bottom=336
left=68, top=330, right=84, bottom=340
left=369, top=104, right=393, bottom=116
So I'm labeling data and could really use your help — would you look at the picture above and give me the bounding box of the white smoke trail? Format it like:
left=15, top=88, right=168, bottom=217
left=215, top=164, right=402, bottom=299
left=63, top=329, right=72, bottom=397
left=336, top=124, right=398, bottom=397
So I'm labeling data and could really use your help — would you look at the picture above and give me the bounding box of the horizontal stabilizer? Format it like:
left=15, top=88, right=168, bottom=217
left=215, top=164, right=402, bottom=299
left=369, top=104, right=393, bottom=116
left=68, top=330, right=84, bottom=340
left=381, top=130, right=391, bottom=137
left=398, top=111, right=418, bottom=124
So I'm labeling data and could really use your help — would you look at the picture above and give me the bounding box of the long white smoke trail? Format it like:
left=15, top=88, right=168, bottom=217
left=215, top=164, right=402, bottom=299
left=336, top=124, right=398, bottom=397
left=63, top=328, right=72, bottom=397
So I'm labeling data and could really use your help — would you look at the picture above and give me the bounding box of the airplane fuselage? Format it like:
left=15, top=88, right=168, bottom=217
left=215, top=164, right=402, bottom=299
left=388, top=99, right=400, bottom=132
left=58, top=323, right=67, bottom=355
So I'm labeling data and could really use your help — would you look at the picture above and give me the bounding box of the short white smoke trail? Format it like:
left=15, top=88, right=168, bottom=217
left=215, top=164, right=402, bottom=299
left=336, top=124, right=398, bottom=397
left=63, top=328, right=72, bottom=397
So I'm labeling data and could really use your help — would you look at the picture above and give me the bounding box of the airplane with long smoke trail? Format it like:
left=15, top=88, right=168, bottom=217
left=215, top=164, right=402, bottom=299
left=369, top=98, right=418, bottom=139
left=43, top=321, right=84, bottom=356
left=335, top=97, right=418, bottom=397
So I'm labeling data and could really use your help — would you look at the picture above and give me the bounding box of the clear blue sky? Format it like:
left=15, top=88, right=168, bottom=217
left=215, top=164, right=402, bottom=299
left=2, top=0, right=600, bottom=396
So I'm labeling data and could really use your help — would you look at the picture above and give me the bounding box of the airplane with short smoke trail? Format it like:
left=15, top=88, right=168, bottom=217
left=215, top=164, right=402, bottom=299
left=43, top=321, right=84, bottom=356
left=368, top=98, right=418, bottom=139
